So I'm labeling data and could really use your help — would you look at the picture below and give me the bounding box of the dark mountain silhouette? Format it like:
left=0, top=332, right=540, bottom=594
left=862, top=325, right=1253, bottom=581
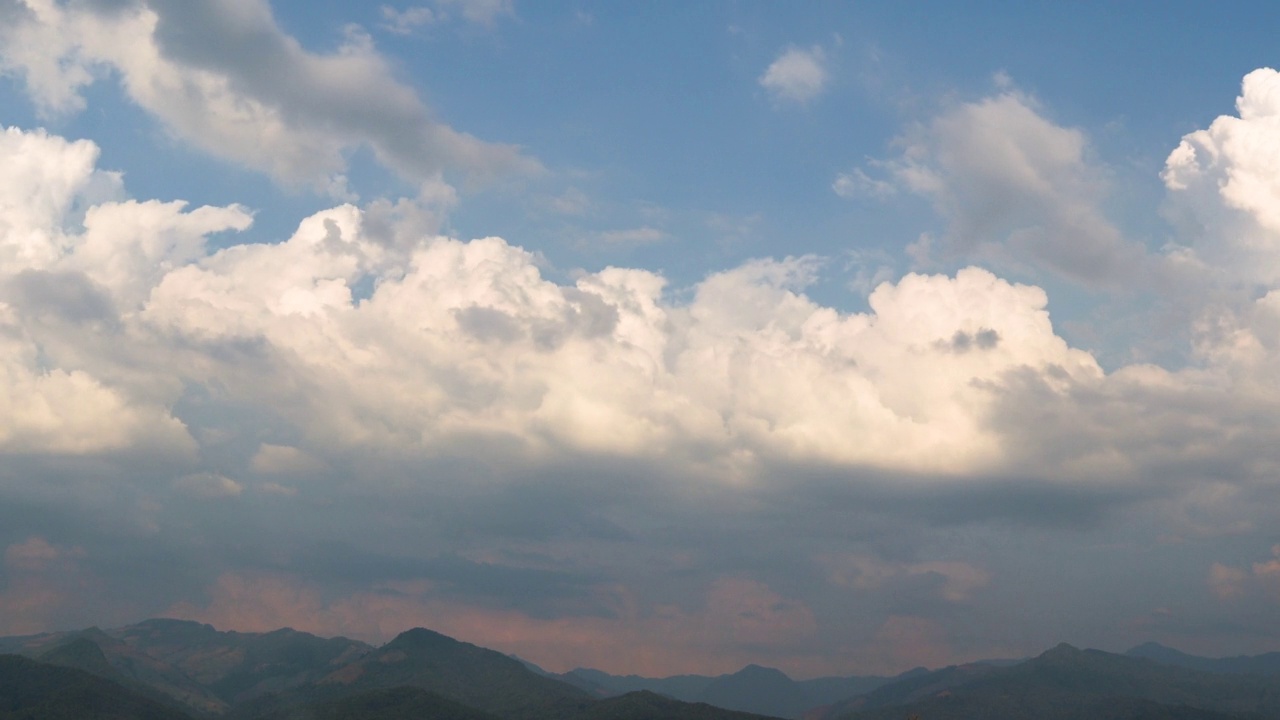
left=1127, top=642, right=1280, bottom=676
left=814, top=661, right=998, bottom=718
left=5, top=619, right=372, bottom=714
left=9, top=621, right=1280, bottom=720
left=38, top=634, right=121, bottom=679
left=577, top=690, right=784, bottom=720
left=0, top=653, right=196, bottom=720
left=561, top=668, right=717, bottom=701
left=255, top=685, right=506, bottom=720
left=559, top=664, right=899, bottom=718
left=237, top=627, right=594, bottom=720
left=117, top=619, right=372, bottom=705
left=699, top=665, right=810, bottom=718
left=832, top=643, right=1280, bottom=720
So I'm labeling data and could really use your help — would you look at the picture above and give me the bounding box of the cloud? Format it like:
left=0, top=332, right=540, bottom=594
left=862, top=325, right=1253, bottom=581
left=433, top=0, right=514, bottom=26
left=759, top=46, right=827, bottom=105
left=0, top=0, right=539, bottom=191
left=250, top=444, right=326, bottom=476
left=10, top=66, right=1280, bottom=672
left=0, top=123, right=1114, bottom=480
left=0, top=126, right=206, bottom=456
left=174, top=472, right=243, bottom=499
left=597, top=225, right=668, bottom=245
left=822, top=555, right=992, bottom=603
left=833, top=167, right=896, bottom=200
left=379, top=5, right=436, bottom=35
left=548, top=187, right=590, bottom=216
left=0, top=536, right=90, bottom=634
left=1163, top=68, right=1280, bottom=285
left=167, top=571, right=825, bottom=676
left=1207, top=546, right=1280, bottom=602
left=854, top=88, right=1144, bottom=286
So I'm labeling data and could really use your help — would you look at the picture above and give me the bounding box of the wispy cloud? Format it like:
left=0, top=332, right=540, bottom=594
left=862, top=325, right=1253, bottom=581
left=379, top=5, right=437, bottom=35
left=597, top=225, right=668, bottom=245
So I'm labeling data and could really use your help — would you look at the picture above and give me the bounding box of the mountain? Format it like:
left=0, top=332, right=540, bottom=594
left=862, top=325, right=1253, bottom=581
left=560, top=668, right=716, bottom=701
left=10, top=620, right=1280, bottom=720
left=256, top=686, right=506, bottom=720
left=577, top=690, right=785, bottom=720
left=832, top=643, right=1280, bottom=720
left=699, top=665, right=810, bottom=718
left=0, top=620, right=800, bottom=720
left=0, top=653, right=197, bottom=720
left=4, top=619, right=373, bottom=714
left=1127, top=642, right=1280, bottom=676
left=559, top=664, right=899, bottom=719
left=116, top=619, right=373, bottom=705
left=814, top=662, right=999, bottom=719
left=241, top=627, right=594, bottom=720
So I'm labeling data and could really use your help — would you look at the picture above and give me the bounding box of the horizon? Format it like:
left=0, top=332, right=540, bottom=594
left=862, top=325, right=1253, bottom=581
left=3, top=0, right=1280, bottom=680
left=10, top=615, right=1278, bottom=682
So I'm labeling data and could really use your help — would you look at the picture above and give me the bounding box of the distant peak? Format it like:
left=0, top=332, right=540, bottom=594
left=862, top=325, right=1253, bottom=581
left=1126, top=641, right=1183, bottom=655
left=1039, top=642, right=1083, bottom=660
left=137, top=618, right=216, bottom=632
left=734, top=663, right=790, bottom=680
left=387, top=627, right=457, bottom=648
left=1129, top=641, right=1171, bottom=650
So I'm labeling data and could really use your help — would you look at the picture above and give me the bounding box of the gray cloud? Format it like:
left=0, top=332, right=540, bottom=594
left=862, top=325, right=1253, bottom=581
left=856, top=89, right=1148, bottom=288
left=0, top=0, right=539, bottom=191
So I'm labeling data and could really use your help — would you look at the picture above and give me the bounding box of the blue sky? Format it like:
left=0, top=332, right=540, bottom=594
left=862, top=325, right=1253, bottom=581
left=3, top=0, right=1280, bottom=678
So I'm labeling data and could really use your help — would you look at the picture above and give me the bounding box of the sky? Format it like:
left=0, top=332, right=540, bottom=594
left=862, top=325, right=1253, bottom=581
left=2, top=0, right=1280, bottom=680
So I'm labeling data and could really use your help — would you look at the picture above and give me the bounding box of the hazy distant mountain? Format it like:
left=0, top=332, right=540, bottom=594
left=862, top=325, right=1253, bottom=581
left=833, top=643, right=1280, bottom=720
left=561, top=667, right=717, bottom=701
left=256, top=686, right=506, bottom=720
left=1127, top=641, right=1280, bottom=676
left=235, top=627, right=595, bottom=720
left=0, top=653, right=196, bottom=720
left=9, top=620, right=1280, bottom=720
left=699, top=665, right=812, bottom=718
left=0, top=621, right=801, bottom=720
left=4, top=619, right=372, bottom=715
left=559, top=664, right=898, bottom=718
left=814, top=661, right=1000, bottom=719
left=577, top=690, right=785, bottom=720
left=118, top=619, right=373, bottom=705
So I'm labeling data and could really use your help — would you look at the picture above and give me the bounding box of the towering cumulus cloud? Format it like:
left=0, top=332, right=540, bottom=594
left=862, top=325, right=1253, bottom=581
left=0, top=125, right=1098, bottom=476
left=0, top=126, right=244, bottom=454
left=1164, top=68, right=1280, bottom=284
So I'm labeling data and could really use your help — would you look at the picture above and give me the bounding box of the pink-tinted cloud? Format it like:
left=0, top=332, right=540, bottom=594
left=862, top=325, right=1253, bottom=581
left=167, top=572, right=826, bottom=677
left=0, top=537, right=91, bottom=634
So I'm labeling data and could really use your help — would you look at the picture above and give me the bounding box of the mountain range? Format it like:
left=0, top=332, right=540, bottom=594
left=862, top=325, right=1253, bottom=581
left=2, top=620, right=1279, bottom=720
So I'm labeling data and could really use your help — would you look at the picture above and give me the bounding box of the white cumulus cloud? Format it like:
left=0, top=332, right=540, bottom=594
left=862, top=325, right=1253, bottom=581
left=1163, top=67, right=1280, bottom=285
left=759, top=46, right=827, bottom=105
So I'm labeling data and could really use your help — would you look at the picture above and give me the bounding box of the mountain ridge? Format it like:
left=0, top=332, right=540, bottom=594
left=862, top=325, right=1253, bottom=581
left=6, top=620, right=1280, bottom=720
